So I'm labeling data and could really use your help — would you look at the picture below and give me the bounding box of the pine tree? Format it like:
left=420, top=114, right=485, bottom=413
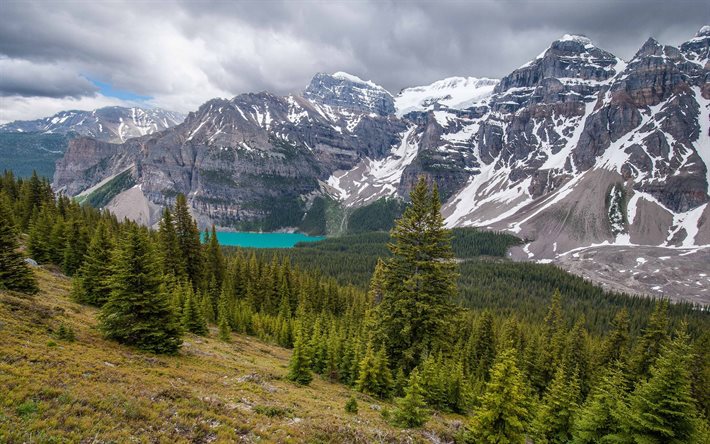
left=27, top=205, right=54, bottom=264
left=287, top=324, right=313, bottom=385
left=0, top=200, right=38, bottom=294
left=182, top=285, right=208, bottom=335
left=374, top=177, right=458, bottom=370
left=571, top=365, right=628, bottom=444
left=357, top=340, right=385, bottom=397
left=99, top=227, right=182, bottom=354
left=468, top=310, right=496, bottom=380
left=532, top=363, right=581, bottom=444
left=467, top=347, right=531, bottom=443
left=72, top=221, right=113, bottom=306
left=204, top=224, right=225, bottom=291
left=391, top=368, right=429, bottom=428
left=622, top=327, right=702, bottom=444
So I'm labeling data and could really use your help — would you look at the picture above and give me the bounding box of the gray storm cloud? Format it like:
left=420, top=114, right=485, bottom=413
left=0, top=0, right=707, bottom=121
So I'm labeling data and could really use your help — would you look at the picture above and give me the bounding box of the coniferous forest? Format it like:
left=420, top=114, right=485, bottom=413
left=1, top=170, right=709, bottom=442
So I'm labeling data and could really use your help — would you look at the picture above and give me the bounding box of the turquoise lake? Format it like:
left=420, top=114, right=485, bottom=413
left=210, top=232, right=325, bottom=248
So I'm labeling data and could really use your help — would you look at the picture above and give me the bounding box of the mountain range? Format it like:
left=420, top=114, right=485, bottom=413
left=17, top=27, right=710, bottom=301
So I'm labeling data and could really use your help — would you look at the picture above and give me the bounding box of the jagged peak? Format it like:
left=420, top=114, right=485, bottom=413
left=633, top=37, right=665, bottom=59
left=697, top=25, right=710, bottom=37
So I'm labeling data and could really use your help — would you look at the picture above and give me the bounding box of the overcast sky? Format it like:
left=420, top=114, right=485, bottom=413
left=0, top=0, right=707, bottom=123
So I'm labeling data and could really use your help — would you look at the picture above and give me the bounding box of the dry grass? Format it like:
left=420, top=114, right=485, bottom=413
left=1, top=268, right=462, bottom=443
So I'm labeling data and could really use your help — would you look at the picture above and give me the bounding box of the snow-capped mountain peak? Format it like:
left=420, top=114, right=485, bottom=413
left=394, top=76, right=498, bottom=116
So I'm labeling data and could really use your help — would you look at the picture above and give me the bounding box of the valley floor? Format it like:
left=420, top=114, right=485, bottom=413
left=0, top=268, right=460, bottom=443
left=510, top=244, right=710, bottom=305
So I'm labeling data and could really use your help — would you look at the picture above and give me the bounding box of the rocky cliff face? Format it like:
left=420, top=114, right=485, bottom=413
left=1, top=106, right=184, bottom=143
left=54, top=29, right=710, bottom=262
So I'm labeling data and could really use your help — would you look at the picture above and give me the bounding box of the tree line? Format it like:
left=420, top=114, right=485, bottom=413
left=1, top=170, right=708, bottom=441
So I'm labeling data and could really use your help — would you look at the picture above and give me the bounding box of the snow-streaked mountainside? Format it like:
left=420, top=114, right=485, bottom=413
left=0, top=106, right=185, bottom=143
left=395, top=77, right=499, bottom=117
left=52, top=27, right=710, bottom=301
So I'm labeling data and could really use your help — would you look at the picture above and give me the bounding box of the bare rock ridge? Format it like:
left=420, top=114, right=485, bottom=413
left=50, top=28, right=710, bottom=301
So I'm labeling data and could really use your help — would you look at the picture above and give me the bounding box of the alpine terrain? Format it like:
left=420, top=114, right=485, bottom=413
left=51, top=28, right=710, bottom=302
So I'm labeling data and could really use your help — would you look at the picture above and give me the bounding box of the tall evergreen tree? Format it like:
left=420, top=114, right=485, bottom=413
left=467, top=347, right=531, bottom=444
left=0, top=200, right=38, bottom=294
left=287, top=323, right=313, bottom=385
left=532, top=363, right=582, bottom=444
left=391, top=368, right=429, bottom=428
left=71, top=221, right=113, bottom=306
left=622, top=327, right=702, bottom=444
left=572, top=365, right=628, bottom=444
left=374, top=177, right=458, bottom=370
left=157, top=207, right=185, bottom=279
left=631, top=300, right=669, bottom=381
left=173, top=194, right=203, bottom=289
left=62, top=217, right=89, bottom=276
left=99, top=227, right=182, bottom=354
left=598, top=309, right=630, bottom=370
left=182, top=284, right=208, bottom=335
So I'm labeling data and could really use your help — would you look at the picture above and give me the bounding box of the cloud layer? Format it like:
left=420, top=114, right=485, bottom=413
left=0, top=0, right=706, bottom=122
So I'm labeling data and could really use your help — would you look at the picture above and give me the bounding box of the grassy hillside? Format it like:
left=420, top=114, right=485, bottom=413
left=1, top=268, right=462, bottom=443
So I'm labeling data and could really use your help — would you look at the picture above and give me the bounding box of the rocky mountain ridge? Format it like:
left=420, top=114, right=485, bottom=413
left=0, top=106, right=185, bottom=143
left=51, top=28, right=710, bottom=301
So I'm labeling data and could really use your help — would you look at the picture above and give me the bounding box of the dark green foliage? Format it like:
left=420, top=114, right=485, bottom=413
left=630, top=300, right=669, bottom=381
left=56, top=323, right=76, bottom=342
left=533, top=363, right=582, bottom=444
left=0, top=199, right=38, bottom=294
left=0, top=132, right=70, bottom=178
left=181, top=283, right=208, bottom=336
left=62, top=217, right=89, bottom=276
left=71, top=221, right=113, bottom=305
left=347, top=197, right=407, bottom=234
left=99, top=227, right=182, bottom=354
left=81, top=169, right=136, bottom=209
left=158, top=207, right=185, bottom=279
left=391, top=368, right=429, bottom=428
left=374, top=178, right=458, bottom=370
left=174, top=194, right=203, bottom=289
left=572, top=365, right=627, bottom=444
left=300, top=196, right=327, bottom=235
left=356, top=341, right=393, bottom=398
left=467, top=347, right=531, bottom=443
left=287, top=325, right=313, bottom=385
left=622, top=328, right=702, bottom=443
left=344, top=396, right=358, bottom=414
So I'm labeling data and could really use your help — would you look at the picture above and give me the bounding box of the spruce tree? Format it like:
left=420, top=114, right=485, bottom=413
left=467, top=347, right=531, bottom=444
left=99, top=227, right=182, bottom=354
left=532, top=363, right=582, bottom=444
left=72, top=221, right=113, bottom=306
left=598, top=309, right=630, bottom=369
left=182, top=285, right=208, bottom=335
left=0, top=200, right=38, bottom=294
left=374, top=177, right=458, bottom=371
left=622, top=328, right=702, bottom=444
left=571, top=365, right=628, bottom=444
left=287, top=324, right=313, bottom=385
left=631, top=300, right=669, bottom=381
left=62, top=217, right=88, bottom=276
left=391, top=368, right=429, bottom=428
left=173, top=193, right=203, bottom=289
left=357, top=340, right=384, bottom=397
left=157, top=206, right=185, bottom=279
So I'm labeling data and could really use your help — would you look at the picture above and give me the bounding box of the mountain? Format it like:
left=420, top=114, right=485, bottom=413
left=0, top=106, right=185, bottom=143
left=51, top=28, right=710, bottom=301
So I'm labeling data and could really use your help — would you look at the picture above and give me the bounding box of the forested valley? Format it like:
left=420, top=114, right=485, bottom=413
left=1, top=170, right=709, bottom=443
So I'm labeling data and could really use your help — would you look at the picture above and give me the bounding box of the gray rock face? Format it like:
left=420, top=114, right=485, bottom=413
left=0, top=106, right=185, bottom=143
left=304, top=72, right=396, bottom=116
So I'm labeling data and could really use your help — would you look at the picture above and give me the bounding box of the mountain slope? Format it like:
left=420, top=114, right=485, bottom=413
left=0, top=106, right=185, bottom=143
left=1, top=267, right=458, bottom=442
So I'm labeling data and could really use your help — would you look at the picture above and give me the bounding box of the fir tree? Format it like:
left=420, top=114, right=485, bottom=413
left=62, top=217, right=88, bottom=276
left=182, top=285, right=208, bottom=335
left=374, top=177, right=458, bottom=370
left=99, top=227, right=182, bottom=354
left=357, top=340, right=391, bottom=398
left=71, top=221, right=113, bottom=306
left=287, top=324, right=313, bottom=385
left=622, top=327, right=702, bottom=444
left=391, top=368, right=429, bottom=428
left=598, top=308, right=630, bottom=369
left=631, top=300, right=669, bottom=381
left=0, top=200, right=38, bottom=294
left=467, top=348, right=531, bottom=444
